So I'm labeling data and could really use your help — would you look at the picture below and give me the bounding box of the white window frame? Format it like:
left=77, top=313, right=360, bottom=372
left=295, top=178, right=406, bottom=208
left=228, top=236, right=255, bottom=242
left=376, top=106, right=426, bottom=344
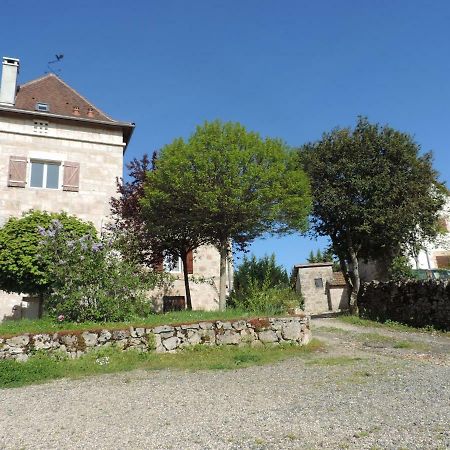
left=163, top=255, right=182, bottom=273
left=36, top=102, right=49, bottom=112
left=29, top=159, right=62, bottom=190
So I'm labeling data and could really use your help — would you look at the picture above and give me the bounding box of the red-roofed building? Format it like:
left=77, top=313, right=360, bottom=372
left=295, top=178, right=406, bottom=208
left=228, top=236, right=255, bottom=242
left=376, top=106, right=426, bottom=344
left=0, top=56, right=134, bottom=320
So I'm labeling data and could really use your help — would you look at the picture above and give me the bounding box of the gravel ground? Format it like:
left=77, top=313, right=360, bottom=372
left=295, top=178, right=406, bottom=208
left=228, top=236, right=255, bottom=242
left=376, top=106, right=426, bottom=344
left=0, top=319, right=448, bottom=450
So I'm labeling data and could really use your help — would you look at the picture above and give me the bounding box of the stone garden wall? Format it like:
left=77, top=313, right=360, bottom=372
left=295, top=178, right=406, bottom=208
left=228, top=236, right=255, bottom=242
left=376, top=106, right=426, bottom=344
left=358, top=280, right=450, bottom=330
left=0, top=315, right=311, bottom=362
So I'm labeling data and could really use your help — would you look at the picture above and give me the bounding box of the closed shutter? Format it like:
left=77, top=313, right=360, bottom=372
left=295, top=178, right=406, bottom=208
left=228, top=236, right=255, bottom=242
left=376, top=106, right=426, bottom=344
left=187, top=250, right=194, bottom=274
left=154, top=254, right=164, bottom=272
left=435, top=255, right=450, bottom=269
left=8, top=156, right=27, bottom=187
left=63, top=161, right=80, bottom=192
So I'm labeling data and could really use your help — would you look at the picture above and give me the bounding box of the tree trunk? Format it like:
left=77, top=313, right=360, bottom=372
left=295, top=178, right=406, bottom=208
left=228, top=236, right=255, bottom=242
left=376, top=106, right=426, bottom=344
left=219, top=244, right=228, bottom=311
left=346, top=232, right=360, bottom=316
left=181, top=252, right=192, bottom=310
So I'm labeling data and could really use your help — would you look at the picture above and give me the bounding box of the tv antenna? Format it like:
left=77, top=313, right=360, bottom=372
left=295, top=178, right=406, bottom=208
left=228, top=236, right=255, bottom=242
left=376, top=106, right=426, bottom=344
left=46, top=54, right=64, bottom=75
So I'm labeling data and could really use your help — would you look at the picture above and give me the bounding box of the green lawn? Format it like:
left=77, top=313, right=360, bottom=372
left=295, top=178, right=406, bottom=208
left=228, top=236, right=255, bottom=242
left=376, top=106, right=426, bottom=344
left=338, top=315, right=449, bottom=335
left=0, top=339, right=324, bottom=389
left=0, top=309, right=290, bottom=338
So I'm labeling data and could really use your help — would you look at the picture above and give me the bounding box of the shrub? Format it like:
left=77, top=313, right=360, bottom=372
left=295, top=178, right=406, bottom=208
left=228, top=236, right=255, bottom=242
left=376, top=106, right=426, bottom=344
left=0, top=210, right=95, bottom=296
left=230, top=254, right=302, bottom=314
left=232, top=254, right=289, bottom=296
left=388, top=256, right=416, bottom=281
left=40, top=220, right=157, bottom=322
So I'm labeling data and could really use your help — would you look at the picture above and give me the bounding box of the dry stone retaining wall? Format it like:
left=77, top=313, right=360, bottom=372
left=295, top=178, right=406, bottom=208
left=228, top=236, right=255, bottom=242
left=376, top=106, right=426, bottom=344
left=0, top=315, right=311, bottom=362
left=358, top=280, right=449, bottom=330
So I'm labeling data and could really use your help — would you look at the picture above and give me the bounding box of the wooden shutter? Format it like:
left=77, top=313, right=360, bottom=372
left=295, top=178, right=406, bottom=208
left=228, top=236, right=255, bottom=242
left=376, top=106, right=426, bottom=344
left=187, top=250, right=194, bottom=274
left=435, top=255, right=450, bottom=269
left=63, top=161, right=80, bottom=192
left=8, top=156, right=27, bottom=187
left=154, top=254, right=164, bottom=272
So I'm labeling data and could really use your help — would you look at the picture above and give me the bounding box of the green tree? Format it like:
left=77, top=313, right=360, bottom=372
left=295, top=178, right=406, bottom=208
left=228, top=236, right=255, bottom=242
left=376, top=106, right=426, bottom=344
left=232, top=253, right=289, bottom=299
left=142, top=121, right=311, bottom=310
left=306, top=247, right=340, bottom=270
left=0, top=210, right=95, bottom=316
left=300, top=117, right=446, bottom=314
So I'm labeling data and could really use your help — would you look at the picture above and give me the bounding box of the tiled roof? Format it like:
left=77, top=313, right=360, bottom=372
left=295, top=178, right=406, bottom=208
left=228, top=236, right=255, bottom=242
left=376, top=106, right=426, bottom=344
left=329, top=271, right=347, bottom=286
left=14, top=73, right=114, bottom=122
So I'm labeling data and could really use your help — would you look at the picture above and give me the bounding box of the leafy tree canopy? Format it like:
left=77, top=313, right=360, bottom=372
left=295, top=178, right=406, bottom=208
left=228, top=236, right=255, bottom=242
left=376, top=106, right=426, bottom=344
left=300, top=117, right=446, bottom=312
left=141, top=120, right=311, bottom=309
left=0, top=210, right=96, bottom=296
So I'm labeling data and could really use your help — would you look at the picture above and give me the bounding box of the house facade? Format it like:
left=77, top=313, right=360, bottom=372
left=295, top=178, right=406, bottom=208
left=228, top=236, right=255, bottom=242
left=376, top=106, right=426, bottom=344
left=410, top=198, right=450, bottom=271
left=0, top=56, right=226, bottom=320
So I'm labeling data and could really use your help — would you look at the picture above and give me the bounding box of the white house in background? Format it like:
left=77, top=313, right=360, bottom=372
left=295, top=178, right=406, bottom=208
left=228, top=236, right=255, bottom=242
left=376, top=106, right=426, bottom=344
left=410, top=198, right=450, bottom=270
left=0, top=56, right=228, bottom=321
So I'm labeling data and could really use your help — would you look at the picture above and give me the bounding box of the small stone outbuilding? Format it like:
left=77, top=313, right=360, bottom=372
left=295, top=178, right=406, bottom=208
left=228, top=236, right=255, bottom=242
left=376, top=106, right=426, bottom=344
left=293, top=263, right=348, bottom=314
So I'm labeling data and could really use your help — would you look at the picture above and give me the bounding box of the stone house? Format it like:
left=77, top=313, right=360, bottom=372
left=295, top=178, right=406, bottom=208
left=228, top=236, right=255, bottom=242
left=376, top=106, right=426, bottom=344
left=293, top=262, right=348, bottom=314
left=0, top=56, right=227, bottom=320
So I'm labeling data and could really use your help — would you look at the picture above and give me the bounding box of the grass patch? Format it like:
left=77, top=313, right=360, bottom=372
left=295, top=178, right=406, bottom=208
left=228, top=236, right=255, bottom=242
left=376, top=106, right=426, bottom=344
left=0, top=338, right=324, bottom=389
left=392, top=340, right=430, bottom=351
left=314, top=326, right=350, bottom=334
left=305, top=356, right=363, bottom=366
left=0, top=309, right=294, bottom=338
left=355, top=333, right=430, bottom=351
left=338, top=315, right=449, bottom=335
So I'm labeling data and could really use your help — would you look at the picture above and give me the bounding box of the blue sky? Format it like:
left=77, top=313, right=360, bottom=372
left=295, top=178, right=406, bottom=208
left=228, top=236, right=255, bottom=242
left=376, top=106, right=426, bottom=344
left=2, top=0, right=449, bottom=271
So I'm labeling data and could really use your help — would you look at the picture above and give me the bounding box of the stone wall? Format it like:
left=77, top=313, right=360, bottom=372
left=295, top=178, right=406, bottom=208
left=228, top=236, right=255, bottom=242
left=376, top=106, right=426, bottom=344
left=0, top=315, right=311, bottom=362
left=358, top=280, right=450, bottom=330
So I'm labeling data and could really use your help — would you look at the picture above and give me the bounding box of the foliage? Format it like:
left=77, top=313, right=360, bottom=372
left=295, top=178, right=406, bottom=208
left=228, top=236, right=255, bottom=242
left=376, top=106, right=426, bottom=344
left=39, top=220, right=156, bottom=322
left=231, top=285, right=302, bottom=315
left=232, top=253, right=289, bottom=298
left=0, top=210, right=95, bottom=296
left=300, top=116, right=446, bottom=313
left=0, top=340, right=324, bottom=389
left=110, top=152, right=165, bottom=269
left=387, top=256, right=416, bottom=281
left=307, top=248, right=340, bottom=271
left=230, top=254, right=302, bottom=314
left=338, top=315, right=448, bottom=335
left=142, top=120, right=311, bottom=309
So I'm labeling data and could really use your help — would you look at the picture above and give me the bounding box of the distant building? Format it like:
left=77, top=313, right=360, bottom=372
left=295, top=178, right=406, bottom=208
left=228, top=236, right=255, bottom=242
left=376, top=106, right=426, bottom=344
left=292, top=262, right=348, bottom=314
left=411, top=198, right=450, bottom=270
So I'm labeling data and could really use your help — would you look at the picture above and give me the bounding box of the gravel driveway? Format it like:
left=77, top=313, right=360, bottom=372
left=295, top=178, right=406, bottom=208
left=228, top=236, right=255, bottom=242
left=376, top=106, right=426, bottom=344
left=0, top=318, right=448, bottom=450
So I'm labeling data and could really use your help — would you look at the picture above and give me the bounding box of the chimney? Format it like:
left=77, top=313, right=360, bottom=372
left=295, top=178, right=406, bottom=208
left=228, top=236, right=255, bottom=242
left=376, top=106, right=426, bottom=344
left=0, top=57, right=20, bottom=106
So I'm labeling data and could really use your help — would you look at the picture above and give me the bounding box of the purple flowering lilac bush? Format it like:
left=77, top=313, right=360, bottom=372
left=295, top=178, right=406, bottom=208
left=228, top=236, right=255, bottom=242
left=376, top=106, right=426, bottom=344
left=40, top=220, right=157, bottom=322
left=0, top=211, right=96, bottom=316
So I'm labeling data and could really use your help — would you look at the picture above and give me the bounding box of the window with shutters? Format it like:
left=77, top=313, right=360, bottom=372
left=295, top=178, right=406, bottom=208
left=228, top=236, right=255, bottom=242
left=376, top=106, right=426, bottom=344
left=30, top=160, right=60, bottom=189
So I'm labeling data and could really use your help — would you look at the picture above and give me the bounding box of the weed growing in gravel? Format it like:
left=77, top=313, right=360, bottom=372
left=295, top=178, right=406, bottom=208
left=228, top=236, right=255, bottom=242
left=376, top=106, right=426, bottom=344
left=0, top=339, right=324, bottom=389
left=392, top=340, right=430, bottom=351
left=305, top=356, right=363, bottom=366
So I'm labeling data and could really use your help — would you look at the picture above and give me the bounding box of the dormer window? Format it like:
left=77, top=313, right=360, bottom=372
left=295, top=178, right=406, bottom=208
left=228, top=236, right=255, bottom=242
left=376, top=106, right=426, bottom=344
left=35, top=102, right=49, bottom=112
